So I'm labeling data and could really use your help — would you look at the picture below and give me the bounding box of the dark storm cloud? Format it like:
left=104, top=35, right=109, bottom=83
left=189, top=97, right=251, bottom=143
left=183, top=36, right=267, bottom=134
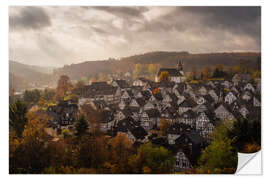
left=182, top=7, right=261, bottom=36
left=9, top=6, right=261, bottom=67
left=91, top=6, right=149, bottom=19
left=9, top=7, right=51, bottom=31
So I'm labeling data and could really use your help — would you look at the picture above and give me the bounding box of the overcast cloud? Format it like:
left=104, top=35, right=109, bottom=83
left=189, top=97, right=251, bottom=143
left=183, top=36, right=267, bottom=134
left=9, top=6, right=261, bottom=67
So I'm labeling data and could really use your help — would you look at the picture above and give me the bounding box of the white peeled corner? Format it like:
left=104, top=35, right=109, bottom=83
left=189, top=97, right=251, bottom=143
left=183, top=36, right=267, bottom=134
left=236, top=151, right=262, bottom=175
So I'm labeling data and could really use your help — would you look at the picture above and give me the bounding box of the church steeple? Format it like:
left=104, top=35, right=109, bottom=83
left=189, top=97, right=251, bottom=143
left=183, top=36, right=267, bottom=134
left=177, top=59, right=183, bottom=71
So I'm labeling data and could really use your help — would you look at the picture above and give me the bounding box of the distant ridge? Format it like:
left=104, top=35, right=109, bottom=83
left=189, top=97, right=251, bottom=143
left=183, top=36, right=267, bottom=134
left=53, top=51, right=261, bottom=80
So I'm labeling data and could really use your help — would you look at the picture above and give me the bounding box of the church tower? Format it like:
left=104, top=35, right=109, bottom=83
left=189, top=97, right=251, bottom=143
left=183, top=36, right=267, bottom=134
left=177, top=60, right=184, bottom=76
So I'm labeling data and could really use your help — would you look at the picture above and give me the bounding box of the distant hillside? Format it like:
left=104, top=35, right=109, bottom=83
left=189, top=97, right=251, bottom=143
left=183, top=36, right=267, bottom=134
left=53, top=51, right=261, bottom=80
left=9, top=61, right=57, bottom=91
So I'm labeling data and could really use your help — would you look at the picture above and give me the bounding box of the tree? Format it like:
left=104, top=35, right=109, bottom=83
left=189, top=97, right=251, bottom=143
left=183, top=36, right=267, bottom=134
left=9, top=99, right=28, bottom=138
left=106, top=133, right=134, bottom=173
left=187, top=71, right=197, bottom=81
left=201, top=67, right=211, bottom=80
left=159, top=118, right=172, bottom=136
left=42, top=88, right=55, bottom=101
left=75, top=115, right=89, bottom=138
left=158, top=71, right=170, bottom=82
left=148, top=64, right=161, bottom=76
left=80, top=104, right=102, bottom=136
left=23, top=89, right=41, bottom=104
left=54, top=75, right=73, bottom=101
left=74, top=135, right=108, bottom=169
left=198, top=125, right=237, bottom=172
left=228, top=118, right=261, bottom=152
left=152, top=88, right=161, bottom=95
left=9, top=112, right=51, bottom=173
left=129, top=142, right=175, bottom=173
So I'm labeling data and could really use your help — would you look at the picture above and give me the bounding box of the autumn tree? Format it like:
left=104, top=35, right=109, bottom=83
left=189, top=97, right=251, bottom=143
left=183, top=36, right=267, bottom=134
left=201, top=67, right=212, bottom=80
left=187, top=71, right=196, bottom=81
left=74, top=135, right=108, bottom=169
left=133, top=64, right=147, bottom=77
left=198, top=125, right=237, bottom=172
left=148, top=64, right=161, bottom=79
left=9, top=99, right=28, bottom=138
left=46, top=139, right=75, bottom=169
left=80, top=104, right=102, bottom=136
left=159, top=118, right=172, bottom=136
left=105, top=133, right=134, bottom=173
left=54, top=75, right=73, bottom=101
left=9, top=112, right=51, bottom=173
left=152, top=88, right=161, bottom=95
left=158, top=71, right=170, bottom=82
left=129, top=142, right=175, bottom=174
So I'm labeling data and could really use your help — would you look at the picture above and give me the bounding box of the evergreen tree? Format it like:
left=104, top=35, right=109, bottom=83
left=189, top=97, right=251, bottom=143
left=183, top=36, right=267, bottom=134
left=9, top=99, right=28, bottom=138
left=75, top=115, right=89, bottom=138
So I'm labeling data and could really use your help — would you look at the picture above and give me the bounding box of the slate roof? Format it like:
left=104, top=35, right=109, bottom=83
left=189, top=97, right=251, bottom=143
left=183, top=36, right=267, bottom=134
left=114, top=80, right=130, bottom=89
left=116, top=117, right=138, bottom=132
left=179, top=98, right=197, bottom=108
left=168, top=123, right=192, bottom=134
left=136, top=98, right=146, bottom=107
left=82, top=82, right=118, bottom=97
left=203, top=94, right=215, bottom=104
left=130, top=126, right=148, bottom=140
left=141, top=90, right=152, bottom=100
left=175, top=131, right=205, bottom=146
left=157, top=68, right=183, bottom=77
left=145, top=109, right=161, bottom=118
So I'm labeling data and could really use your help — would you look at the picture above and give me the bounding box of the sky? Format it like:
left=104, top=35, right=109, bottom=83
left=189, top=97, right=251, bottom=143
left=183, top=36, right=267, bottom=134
left=9, top=6, right=261, bottom=67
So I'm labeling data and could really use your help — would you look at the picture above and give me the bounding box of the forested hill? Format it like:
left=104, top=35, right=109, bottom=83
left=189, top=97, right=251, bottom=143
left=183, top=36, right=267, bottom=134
left=53, top=51, right=261, bottom=80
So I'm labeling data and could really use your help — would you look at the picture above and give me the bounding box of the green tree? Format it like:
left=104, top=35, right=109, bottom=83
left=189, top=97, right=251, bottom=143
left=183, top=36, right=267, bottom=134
left=129, top=142, right=175, bottom=173
left=23, top=89, right=41, bottom=104
left=75, top=115, right=89, bottom=138
left=228, top=118, right=261, bottom=152
left=9, top=100, right=28, bottom=138
left=42, top=88, right=55, bottom=101
left=198, top=125, right=237, bottom=172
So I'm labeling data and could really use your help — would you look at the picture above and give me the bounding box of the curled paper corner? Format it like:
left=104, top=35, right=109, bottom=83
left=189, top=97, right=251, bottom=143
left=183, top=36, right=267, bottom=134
left=236, top=151, right=262, bottom=175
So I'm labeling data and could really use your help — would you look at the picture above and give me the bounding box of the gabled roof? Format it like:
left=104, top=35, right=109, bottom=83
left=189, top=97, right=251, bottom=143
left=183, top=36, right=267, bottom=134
left=175, top=131, right=205, bottom=146
left=114, top=80, right=130, bottom=89
left=121, top=108, right=133, bottom=117
left=202, top=94, right=215, bottom=104
left=116, top=117, right=137, bottom=132
left=168, top=123, right=192, bottom=134
left=179, top=98, right=197, bottom=108
left=185, top=131, right=205, bottom=145
left=130, top=126, right=148, bottom=140
left=157, top=68, right=183, bottom=77
left=141, top=90, right=152, bottom=100
left=135, top=98, right=146, bottom=107
left=82, top=83, right=118, bottom=97
left=145, top=109, right=161, bottom=118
